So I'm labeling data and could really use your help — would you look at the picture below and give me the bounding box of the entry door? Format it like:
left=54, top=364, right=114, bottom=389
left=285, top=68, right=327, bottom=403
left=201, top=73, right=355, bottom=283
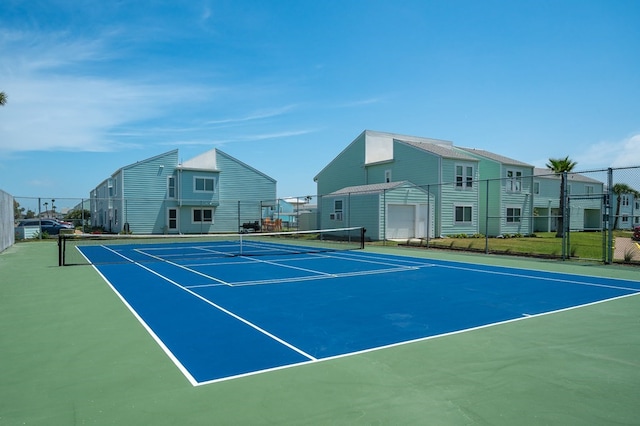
left=168, top=208, right=178, bottom=233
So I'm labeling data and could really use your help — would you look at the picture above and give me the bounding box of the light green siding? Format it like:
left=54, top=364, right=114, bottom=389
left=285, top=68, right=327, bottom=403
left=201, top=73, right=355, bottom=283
left=439, top=161, right=479, bottom=236
left=315, top=133, right=367, bottom=196
left=91, top=148, right=275, bottom=235
left=213, top=151, right=276, bottom=232
left=321, top=182, right=433, bottom=240
left=533, top=172, right=604, bottom=232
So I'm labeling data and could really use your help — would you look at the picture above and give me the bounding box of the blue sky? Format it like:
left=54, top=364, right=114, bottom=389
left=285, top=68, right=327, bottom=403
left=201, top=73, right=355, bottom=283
left=1, top=1, right=639, bottom=211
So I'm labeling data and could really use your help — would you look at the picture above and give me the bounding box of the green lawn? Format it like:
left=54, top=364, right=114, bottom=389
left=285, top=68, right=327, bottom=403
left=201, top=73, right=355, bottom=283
left=394, top=231, right=630, bottom=262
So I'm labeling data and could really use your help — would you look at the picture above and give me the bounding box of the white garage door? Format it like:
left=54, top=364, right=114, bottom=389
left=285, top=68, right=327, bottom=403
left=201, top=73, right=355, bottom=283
left=387, top=204, right=415, bottom=239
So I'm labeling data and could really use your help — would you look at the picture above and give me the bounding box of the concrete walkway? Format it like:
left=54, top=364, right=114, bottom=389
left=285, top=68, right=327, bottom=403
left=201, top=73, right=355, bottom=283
left=614, top=237, right=640, bottom=261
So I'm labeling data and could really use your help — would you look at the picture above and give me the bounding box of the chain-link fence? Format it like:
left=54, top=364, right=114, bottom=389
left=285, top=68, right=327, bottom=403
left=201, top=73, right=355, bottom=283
left=0, top=189, right=14, bottom=252
left=11, top=195, right=319, bottom=238
left=315, top=166, right=640, bottom=265
left=10, top=166, right=640, bottom=264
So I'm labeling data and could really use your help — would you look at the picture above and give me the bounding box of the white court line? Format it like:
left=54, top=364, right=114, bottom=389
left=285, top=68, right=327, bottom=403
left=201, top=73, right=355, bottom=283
left=101, top=245, right=317, bottom=362
left=323, top=250, right=436, bottom=267
left=134, top=248, right=231, bottom=286
left=306, top=251, right=429, bottom=270
left=195, top=290, right=640, bottom=386
left=235, top=255, right=338, bottom=278
left=187, top=266, right=416, bottom=289
left=432, top=262, right=640, bottom=292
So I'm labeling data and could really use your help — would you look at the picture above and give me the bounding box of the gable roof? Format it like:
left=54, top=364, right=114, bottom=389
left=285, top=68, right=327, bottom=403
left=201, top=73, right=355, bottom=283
left=534, top=168, right=603, bottom=184
left=176, top=148, right=275, bottom=182
left=327, top=181, right=426, bottom=196
left=114, top=149, right=178, bottom=175
left=457, top=147, right=533, bottom=167
left=396, top=139, right=478, bottom=161
left=314, top=130, right=467, bottom=180
left=180, top=148, right=219, bottom=171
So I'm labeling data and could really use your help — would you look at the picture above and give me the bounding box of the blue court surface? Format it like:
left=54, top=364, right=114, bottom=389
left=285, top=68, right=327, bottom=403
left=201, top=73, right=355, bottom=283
left=80, top=240, right=640, bottom=386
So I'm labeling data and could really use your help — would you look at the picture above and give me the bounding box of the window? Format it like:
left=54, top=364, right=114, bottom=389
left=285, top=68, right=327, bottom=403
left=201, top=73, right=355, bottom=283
left=506, top=170, right=522, bottom=192
left=506, top=207, right=521, bottom=223
left=193, top=208, right=213, bottom=223
left=168, top=176, right=176, bottom=198
left=168, top=208, right=178, bottom=230
left=455, top=206, right=472, bottom=223
left=585, top=185, right=594, bottom=195
left=456, top=165, right=474, bottom=189
left=331, top=199, right=343, bottom=221
left=384, top=170, right=392, bottom=183
left=622, top=195, right=630, bottom=206
left=534, top=182, right=540, bottom=195
left=194, top=177, right=215, bottom=192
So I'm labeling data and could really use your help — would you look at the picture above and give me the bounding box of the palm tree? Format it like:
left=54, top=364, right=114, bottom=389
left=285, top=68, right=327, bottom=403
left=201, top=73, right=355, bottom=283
left=546, top=156, right=578, bottom=237
left=0, top=91, right=6, bottom=106
left=612, top=183, right=639, bottom=229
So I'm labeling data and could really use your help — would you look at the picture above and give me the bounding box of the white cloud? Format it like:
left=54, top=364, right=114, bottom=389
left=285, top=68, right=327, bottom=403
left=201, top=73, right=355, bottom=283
left=164, top=129, right=317, bottom=147
left=204, top=104, right=298, bottom=126
left=575, top=133, right=640, bottom=169
left=0, top=74, right=188, bottom=152
left=0, top=30, right=215, bottom=153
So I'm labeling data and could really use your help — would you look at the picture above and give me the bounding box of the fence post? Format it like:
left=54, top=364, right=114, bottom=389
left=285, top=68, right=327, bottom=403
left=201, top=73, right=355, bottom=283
left=382, top=189, right=387, bottom=245
left=607, top=168, right=613, bottom=264
left=426, top=184, right=430, bottom=248
left=561, top=171, right=568, bottom=260
left=485, top=179, right=490, bottom=254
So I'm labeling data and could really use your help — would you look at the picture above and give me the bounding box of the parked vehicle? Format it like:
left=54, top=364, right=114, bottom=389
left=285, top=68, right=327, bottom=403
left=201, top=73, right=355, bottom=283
left=16, top=219, right=74, bottom=235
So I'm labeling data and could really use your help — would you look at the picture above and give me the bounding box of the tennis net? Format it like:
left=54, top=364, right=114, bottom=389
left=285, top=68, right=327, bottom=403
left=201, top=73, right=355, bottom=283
left=58, top=227, right=366, bottom=266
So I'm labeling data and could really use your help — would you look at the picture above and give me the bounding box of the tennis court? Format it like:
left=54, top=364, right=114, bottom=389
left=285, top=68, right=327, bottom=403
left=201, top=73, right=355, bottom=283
left=4, top=239, right=640, bottom=424
left=65, top=230, right=640, bottom=386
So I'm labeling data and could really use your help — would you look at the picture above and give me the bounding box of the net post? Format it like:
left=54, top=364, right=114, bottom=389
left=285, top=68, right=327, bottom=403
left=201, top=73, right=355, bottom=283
left=57, top=234, right=63, bottom=266
left=360, top=227, right=366, bottom=249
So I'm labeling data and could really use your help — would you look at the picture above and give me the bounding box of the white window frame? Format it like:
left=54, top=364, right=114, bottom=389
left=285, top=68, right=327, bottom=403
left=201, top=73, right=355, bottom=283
left=192, top=207, right=213, bottom=223
left=331, top=199, right=344, bottom=221
left=506, top=206, right=522, bottom=223
left=167, top=176, right=176, bottom=199
left=506, top=169, right=522, bottom=192
left=384, top=169, right=392, bottom=183
left=585, top=185, right=594, bottom=195
left=193, top=176, right=215, bottom=192
left=455, top=164, right=474, bottom=190
left=454, top=205, right=473, bottom=224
